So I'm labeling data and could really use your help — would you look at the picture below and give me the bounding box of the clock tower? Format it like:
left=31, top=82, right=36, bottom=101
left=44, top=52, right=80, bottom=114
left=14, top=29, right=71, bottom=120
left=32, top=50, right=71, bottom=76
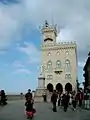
left=35, top=21, right=77, bottom=102
left=41, top=20, right=57, bottom=45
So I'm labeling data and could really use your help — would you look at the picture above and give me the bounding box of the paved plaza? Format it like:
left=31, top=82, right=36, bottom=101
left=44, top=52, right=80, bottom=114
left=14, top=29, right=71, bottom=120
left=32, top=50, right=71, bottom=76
left=0, top=100, right=90, bottom=120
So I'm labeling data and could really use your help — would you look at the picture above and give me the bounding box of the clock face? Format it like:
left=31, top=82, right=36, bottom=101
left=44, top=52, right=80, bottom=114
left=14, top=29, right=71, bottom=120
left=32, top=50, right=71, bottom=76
left=44, top=38, right=53, bottom=42
left=43, top=34, right=53, bottom=42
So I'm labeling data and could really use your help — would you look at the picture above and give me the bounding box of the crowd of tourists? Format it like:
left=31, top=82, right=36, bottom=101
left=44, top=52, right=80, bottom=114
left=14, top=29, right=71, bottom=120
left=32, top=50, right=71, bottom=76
left=50, top=88, right=90, bottom=112
left=0, top=88, right=90, bottom=118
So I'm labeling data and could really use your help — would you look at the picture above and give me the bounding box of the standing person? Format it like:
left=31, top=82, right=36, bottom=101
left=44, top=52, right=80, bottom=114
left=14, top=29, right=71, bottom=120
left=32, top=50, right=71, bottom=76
left=63, top=91, right=70, bottom=112
left=0, top=91, right=1, bottom=105
left=25, top=89, right=32, bottom=101
left=84, top=89, right=89, bottom=109
left=58, top=92, right=61, bottom=106
left=1, top=90, right=7, bottom=105
left=77, top=89, right=84, bottom=109
left=72, top=91, right=77, bottom=111
left=42, top=92, right=47, bottom=102
left=25, top=89, right=36, bottom=118
left=25, top=96, right=36, bottom=119
left=51, top=90, right=58, bottom=112
left=69, top=92, right=72, bottom=105
left=61, top=92, right=64, bottom=107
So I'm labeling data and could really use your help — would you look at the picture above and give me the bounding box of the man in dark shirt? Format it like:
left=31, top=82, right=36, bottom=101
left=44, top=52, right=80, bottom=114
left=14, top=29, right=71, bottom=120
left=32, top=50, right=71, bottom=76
left=51, top=90, right=58, bottom=112
left=25, top=89, right=32, bottom=101
left=25, top=89, right=33, bottom=115
left=1, top=90, right=7, bottom=105
left=63, top=91, right=70, bottom=112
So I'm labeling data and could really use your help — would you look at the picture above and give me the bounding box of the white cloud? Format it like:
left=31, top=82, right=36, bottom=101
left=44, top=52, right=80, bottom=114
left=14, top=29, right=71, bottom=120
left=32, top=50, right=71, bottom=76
left=13, top=60, right=24, bottom=68
left=0, top=5, right=18, bottom=49
left=12, top=60, right=31, bottom=74
left=56, top=28, right=73, bottom=43
left=0, top=50, right=7, bottom=54
left=13, top=68, right=31, bottom=75
left=0, top=0, right=90, bottom=66
left=17, top=42, right=40, bottom=64
left=78, top=61, right=85, bottom=68
left=0, top=0, right=26, bottom=49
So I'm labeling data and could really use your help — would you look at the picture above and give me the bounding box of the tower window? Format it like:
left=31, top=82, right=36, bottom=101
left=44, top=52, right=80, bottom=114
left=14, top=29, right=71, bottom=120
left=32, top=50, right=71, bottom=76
left=47, top=75, right=53, bottom=80
left=65, top=74, right=71, bottom=79
left=65, top=59, right=70, bottom=73
left=56, top=60, right=61, bottom=68
left=47, top=60, right=52, bottom=71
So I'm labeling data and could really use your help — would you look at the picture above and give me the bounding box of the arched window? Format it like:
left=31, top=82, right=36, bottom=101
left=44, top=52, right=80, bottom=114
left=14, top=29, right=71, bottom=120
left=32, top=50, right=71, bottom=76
left=56, top=60, right=61, bottom=68
left=65, top=59, right=70, bottom=73
left=47, top=60, right=52, bottom=71
left=47, top=75, right=53, bottom=80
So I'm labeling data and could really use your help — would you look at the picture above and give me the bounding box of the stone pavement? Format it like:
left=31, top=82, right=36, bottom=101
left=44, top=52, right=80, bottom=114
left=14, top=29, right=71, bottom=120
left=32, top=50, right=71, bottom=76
left=0, top=100, right=90, bottom=120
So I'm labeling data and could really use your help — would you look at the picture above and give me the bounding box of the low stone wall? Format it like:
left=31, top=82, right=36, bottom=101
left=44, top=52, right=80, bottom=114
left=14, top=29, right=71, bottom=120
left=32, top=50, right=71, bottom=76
left=6, top=95, right=50, bottom=102
left=34, top=96, right=43, bottom=102
left=7, top=95, right=25, bottom=101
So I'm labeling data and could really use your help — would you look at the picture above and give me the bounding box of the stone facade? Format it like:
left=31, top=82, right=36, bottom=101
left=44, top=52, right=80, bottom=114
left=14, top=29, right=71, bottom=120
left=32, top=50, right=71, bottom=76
left=38, top=21, right=78, bottom=92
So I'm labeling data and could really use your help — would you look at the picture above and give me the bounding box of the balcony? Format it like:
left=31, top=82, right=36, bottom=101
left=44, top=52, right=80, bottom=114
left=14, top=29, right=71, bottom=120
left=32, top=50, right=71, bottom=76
left=53, top=67, right=63, bottom=74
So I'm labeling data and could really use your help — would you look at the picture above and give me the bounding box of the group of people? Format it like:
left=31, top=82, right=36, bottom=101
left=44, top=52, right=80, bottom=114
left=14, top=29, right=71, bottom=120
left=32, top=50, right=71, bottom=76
left=0, top=88, right=89, bottom=117
left=51, top=89, right=85, bottom=112
left=0, top=90, right=7, bottom=106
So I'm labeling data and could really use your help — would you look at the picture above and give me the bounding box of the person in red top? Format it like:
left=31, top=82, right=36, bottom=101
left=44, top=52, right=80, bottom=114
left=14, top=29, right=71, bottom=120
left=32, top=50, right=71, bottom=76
left=77, top=89, right=84, bottom=108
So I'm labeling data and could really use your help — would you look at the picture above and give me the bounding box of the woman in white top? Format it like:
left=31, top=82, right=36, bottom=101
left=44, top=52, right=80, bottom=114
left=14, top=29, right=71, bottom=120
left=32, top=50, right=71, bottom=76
left=69, top=92, right=72, bottom=105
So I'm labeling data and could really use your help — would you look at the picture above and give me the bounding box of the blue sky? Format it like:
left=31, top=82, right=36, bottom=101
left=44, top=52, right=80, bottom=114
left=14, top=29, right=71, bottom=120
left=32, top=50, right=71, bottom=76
left=0, top=0, right=90, bottom=94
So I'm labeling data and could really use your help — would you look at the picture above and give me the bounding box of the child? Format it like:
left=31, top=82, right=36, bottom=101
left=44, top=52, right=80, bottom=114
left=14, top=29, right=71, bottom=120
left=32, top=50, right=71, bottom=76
left=25, top=98, right=36, bottom=118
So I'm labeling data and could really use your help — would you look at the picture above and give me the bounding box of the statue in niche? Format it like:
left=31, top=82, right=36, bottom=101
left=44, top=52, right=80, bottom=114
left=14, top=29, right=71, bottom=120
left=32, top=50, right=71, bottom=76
left=40, top=65, right=44, bottom=73
left=40, top=64, right=46, bottom=73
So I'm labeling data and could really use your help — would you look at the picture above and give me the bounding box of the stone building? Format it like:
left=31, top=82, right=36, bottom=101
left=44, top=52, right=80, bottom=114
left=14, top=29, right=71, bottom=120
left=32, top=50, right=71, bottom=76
left=36, top=21, right=78, bottom=95
left=83, top=52, right=90, bottom=90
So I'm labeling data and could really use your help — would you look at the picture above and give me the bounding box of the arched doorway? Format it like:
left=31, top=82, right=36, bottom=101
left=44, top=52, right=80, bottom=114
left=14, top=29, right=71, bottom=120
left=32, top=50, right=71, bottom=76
left=65, top=83, right=72, bottom=92
left=56, top=83, right=63, bottom=93
left=47, top=83, right=53, bottom=92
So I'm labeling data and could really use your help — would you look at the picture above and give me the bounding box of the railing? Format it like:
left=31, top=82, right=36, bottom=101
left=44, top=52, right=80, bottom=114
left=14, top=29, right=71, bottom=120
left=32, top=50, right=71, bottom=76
left=7, top=95, right=25, bottom=101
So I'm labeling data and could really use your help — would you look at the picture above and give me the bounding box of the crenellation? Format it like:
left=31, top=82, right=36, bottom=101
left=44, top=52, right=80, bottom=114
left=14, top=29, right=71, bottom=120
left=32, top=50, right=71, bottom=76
left=41, top=43, right=76, bottom=51
left=41, top=41, right=76, bottom=48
